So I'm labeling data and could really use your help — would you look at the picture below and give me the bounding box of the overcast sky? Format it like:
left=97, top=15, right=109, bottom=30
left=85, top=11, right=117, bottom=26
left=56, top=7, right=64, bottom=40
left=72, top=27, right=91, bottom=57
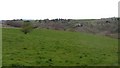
left=0, top=0, right=119, bottom=20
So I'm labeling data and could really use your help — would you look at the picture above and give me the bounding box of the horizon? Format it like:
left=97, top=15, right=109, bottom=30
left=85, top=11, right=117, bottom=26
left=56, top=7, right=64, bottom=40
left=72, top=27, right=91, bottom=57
left=0, top=17, right=119, bottom=20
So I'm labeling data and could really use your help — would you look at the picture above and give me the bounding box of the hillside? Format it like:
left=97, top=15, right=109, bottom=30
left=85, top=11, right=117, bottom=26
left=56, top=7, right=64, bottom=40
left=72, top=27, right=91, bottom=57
left=2, top=28, right=118, bottom=66
left=0, top=28, right=1, bottom=68
left=2, top=17, right=119, bottom=39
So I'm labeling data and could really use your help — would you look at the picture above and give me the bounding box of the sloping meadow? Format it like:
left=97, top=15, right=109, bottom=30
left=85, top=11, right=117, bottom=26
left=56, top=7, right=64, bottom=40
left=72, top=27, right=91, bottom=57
left=0, top=23, right=2, bottom=67
left=2, top=28, right=118, bottom=66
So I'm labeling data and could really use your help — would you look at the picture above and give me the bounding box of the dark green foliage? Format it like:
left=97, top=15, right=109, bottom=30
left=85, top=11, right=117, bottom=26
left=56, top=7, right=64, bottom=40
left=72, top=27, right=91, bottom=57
left=21, top=22, right=33, bottom=34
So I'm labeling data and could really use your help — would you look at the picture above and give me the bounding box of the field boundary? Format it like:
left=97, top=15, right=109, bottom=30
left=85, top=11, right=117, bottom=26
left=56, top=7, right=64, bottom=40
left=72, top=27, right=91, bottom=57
left=0, top=24, right=2, bottom=68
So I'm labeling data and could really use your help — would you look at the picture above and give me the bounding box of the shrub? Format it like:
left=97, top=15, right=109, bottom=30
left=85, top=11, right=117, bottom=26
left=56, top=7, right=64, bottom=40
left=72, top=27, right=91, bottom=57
left=21, top=22, right=33, bottom=34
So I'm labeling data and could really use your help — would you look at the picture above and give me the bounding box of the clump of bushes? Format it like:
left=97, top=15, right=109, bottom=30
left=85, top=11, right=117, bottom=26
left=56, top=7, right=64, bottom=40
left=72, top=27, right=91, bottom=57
left=21, top=21, right=33, bottom=34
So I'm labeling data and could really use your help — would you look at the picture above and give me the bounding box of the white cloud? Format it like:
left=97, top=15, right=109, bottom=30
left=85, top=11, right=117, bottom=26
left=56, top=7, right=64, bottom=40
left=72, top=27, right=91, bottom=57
left=0, top=0, right=119, bottom=20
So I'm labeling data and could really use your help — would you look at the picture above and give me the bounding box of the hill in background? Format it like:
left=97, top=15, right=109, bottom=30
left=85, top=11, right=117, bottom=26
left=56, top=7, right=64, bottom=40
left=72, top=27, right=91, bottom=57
left=2, top=17, right=120, bottom=38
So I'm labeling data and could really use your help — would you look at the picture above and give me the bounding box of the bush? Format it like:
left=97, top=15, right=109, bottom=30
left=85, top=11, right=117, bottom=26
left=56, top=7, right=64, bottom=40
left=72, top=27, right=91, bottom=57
left=21, top=22, right=33, bottom=34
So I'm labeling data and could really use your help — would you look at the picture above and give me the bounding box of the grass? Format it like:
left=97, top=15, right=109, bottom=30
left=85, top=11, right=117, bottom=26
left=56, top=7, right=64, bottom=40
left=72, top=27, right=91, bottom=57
left=2, top=28, right=118, bottom=66
left=0, top=28, right=2, bottom=67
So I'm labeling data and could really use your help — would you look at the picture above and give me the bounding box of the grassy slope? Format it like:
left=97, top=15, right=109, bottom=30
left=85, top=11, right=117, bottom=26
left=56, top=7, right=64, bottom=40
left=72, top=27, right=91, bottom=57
left=2, top=28, right=118, bottom=66
left=0, top=28, right=2, bottom=67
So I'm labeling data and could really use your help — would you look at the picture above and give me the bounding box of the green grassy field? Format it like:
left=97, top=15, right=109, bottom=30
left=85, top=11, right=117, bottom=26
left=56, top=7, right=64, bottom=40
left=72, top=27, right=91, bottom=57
left=0, top=28, right=2, bottom=67
left=2, top=28, right=118, bottom=66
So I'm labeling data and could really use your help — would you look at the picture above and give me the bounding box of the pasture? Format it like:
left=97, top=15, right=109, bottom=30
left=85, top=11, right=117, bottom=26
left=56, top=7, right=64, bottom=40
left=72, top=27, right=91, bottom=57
left=2, top=28, right=118, bottom=66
